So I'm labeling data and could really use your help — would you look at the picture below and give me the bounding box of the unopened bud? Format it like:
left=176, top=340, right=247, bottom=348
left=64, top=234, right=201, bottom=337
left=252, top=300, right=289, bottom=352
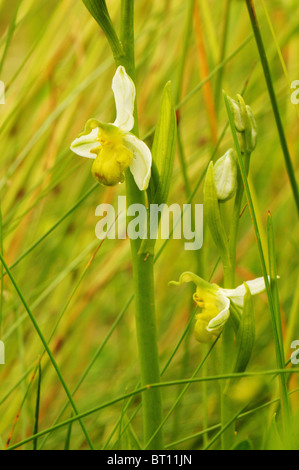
left=213, top=149, right=237, bottom=202
left=227, top=94, right=258, bottom=153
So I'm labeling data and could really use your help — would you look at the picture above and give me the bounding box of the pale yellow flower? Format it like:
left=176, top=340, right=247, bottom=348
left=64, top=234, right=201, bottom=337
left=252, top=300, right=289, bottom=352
left=171, top=272, right=267, bottom=343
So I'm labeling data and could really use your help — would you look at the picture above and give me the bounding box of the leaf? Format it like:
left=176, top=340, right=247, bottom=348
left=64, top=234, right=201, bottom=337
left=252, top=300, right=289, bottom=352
left=233, top=284, right=255, bottom=373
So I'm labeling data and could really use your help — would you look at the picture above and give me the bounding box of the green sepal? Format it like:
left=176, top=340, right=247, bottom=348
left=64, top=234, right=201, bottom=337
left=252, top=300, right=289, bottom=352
left=78, top=118, right=101, bottom=137
left=169, top=271, right=218, bottom=292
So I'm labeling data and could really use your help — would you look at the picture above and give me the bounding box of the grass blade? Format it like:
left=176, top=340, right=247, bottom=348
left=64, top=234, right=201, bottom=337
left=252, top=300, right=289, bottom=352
left=267, top=211, right=291, bottom=424
left=64, top=414, right=73, bottom=451
left=33, top=363, right=42, bottom=451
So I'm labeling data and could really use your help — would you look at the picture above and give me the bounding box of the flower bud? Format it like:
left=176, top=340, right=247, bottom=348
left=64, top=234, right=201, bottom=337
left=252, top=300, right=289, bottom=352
left=213, top=149, right=237, bottom=202
left=228, top=97, right=246, bottom=132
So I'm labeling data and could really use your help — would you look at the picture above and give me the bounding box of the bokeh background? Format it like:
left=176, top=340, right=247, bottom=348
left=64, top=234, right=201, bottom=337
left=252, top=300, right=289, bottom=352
left=0, top=0, right=298, bottom=449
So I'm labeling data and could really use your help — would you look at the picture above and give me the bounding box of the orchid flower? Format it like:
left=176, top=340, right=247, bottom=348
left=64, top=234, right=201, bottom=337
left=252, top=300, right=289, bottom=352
left=70, top=66, right=152, bottom=191
left=170, top=272, right=268, bottom=343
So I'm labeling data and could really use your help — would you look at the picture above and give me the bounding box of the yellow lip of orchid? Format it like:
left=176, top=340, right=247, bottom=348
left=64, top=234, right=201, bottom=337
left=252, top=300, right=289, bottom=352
left=70, top=66, right=152, bottom=191
left=170, top=272, right=268, bottom=343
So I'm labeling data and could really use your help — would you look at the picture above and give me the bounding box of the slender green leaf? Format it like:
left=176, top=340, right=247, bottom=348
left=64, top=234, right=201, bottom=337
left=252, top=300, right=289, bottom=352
left=0, top=0, right=21, bottom=74
left=82, top=0, right=124, bottom=60
left=245, top=0, right=299, bottom=216
left=33, top=363, right=42, bottom=451
left=233, top=285, right=255, bottom=373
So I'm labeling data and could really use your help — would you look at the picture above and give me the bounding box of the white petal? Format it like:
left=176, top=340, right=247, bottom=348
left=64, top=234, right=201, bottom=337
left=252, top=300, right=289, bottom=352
left=123, top=134, right=152, bottom=191
left=207, top=294, right=230, bottom=331
left=70, top=128, right=99, bottom=159
left=112, top=66, right=135, bottom=133
left=220, top=276, right=267, bottom=308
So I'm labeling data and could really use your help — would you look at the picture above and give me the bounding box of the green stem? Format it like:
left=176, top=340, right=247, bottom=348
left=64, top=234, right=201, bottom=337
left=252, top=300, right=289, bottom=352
left=245, top=0, right=299, bottom=217
left=229, top=151, right=250, bottom=279
left=220, top=153, right=252, bottom=449
left=118, top=0, right=163, bottom=449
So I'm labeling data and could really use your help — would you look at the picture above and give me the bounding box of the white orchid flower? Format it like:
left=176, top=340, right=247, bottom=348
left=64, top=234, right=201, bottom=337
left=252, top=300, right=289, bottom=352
left=170, top=272, right=268, bottom=343
left=70, top=66, right=152, bottom=191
